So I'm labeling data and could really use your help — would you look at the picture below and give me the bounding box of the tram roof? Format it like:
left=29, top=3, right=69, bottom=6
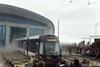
left=16, top=35, right=40, bottom=40
left=15, top=35, right=57, bottom=40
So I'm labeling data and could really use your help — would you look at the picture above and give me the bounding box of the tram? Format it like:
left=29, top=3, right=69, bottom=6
left=16, top=35, right=61, bottom=65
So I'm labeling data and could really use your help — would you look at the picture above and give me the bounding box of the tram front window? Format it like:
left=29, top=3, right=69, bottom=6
left=46, top=42, right=60, bottom=55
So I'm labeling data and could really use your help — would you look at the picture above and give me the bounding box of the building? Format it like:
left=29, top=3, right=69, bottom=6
left=0, top=4, right=54, bottom=47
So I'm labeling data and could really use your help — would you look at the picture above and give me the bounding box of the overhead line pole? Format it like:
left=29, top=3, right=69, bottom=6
left=58, top=19, right=60, bottom=41
left=95, top=23, right=98, bottom=35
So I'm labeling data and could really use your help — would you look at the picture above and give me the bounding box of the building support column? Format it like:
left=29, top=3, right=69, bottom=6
left=26, top=25, right=30, bottom=37
left=5, top=22, right=10, bottom=48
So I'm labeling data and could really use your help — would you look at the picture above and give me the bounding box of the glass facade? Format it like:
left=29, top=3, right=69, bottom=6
left=0, top=25, right=44, bottom=46
left=10, top=27, right=27, bottom=42
left=0, top=25, right=6, bottom=47
left=30, top=28, right=44, bottom=36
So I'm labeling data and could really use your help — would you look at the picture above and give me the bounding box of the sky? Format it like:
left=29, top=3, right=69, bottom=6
left=0, top=0, right=100, bottom=43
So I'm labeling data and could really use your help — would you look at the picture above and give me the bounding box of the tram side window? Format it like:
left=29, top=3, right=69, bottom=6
left=28, top=40, right=33, bottom=52
left=18, top=41, right=21, bottom=47
left=19, top=40, right=25, bottom=48
left=35, top=42, right=39, bottom=53
left=23, top=40, right=27, bottom=49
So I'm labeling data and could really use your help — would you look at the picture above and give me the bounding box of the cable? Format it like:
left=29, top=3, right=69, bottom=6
left=50, top=0, right=100, bottom=19
left=61, top=0, right=100, bottom=19
left=88, top=0, right=99, bottom=5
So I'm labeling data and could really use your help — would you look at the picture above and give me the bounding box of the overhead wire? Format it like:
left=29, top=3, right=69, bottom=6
left=51, top=0, right=100, bottom=19
left=62, top=0, right=100, bottom=19
left=56, top=0, right=100, bottom=40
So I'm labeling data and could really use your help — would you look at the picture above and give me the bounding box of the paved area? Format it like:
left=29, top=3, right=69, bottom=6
left=0, top=53, right=6, bottom=67
left=0, top=50, right=100, bottom=67
left=0, top=51, right=29, bottom=67
left=62, top=51, right=100, bottom=67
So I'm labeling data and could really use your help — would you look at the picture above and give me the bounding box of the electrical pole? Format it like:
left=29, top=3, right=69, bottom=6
left=26, top=36, right=29, bottom=57
left=58, top=19, right=60, bottom=40
left=95, top=23, right=98, bottom=35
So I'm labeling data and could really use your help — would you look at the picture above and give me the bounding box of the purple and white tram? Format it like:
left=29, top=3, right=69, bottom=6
left=17, top=35, right=61, bottom=65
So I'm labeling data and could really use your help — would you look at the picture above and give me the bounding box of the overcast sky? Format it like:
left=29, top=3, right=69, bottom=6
left=0, top=0, right=100, bottom=43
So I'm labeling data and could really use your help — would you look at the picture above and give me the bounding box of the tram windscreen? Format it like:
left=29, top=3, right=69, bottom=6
left=46, top=42, right=60, bottom=55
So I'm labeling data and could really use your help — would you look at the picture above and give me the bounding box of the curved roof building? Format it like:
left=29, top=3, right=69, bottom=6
left=0, top=4, right=55, bottom=47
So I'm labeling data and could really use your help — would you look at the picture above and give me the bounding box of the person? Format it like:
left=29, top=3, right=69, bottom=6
left=70, top=59, right=82, bottom=67
left=45, top=57, right=53, bottom=67
left=5, top=60, right=14, bottom=67
left=60, top=59, right=69, bottom=67
left=8, top=61, right=14, bottom=67
left=57, top=58, right=69, bottom=67
left=69, top=63, right=73, bottom=67
left=3, top=60, right=14, bottom=67
left=38, top=57, right=45, bottom=67
left=82, top=59, right=89, bottom=67
left=96, top=48, right=100, bottom=58
left=68, top=48, right=72, bottom=55
left=32, top=59, right=39, bottom=67
left=81, top=59, right=89, bottom=67
left=82, top=59, right=89, bottom=64
left=29, top=56, right=35, bottom=67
